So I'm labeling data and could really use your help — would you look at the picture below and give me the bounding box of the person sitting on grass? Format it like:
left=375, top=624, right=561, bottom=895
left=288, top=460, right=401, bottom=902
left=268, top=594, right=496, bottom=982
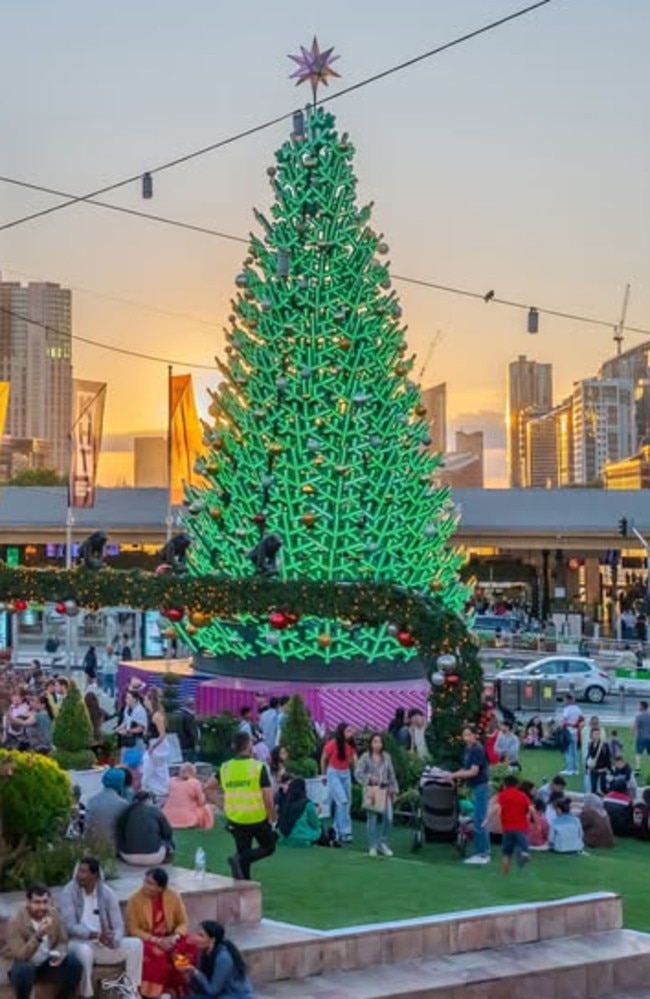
left=603, top=777, right=635, bottom=837
left=580, top=793, right=614, bottom=849
left=610, top=755, right=635, bottom=795
left=163, top=763, right=214, bottom=831
left=494, top=720, right=521, bottom=770
left=487, top=775, right=534, bottom=875
left=548, top=798, right=584, bottom=853
left=528, top=797, right=550, bottom=850
left=276, top=778, right=331, bottom=848
left=523, top=717, right=543, bottom=748
left=632, top=787, right=650, bottom=841
left=538, top=774, right=566, bottom=806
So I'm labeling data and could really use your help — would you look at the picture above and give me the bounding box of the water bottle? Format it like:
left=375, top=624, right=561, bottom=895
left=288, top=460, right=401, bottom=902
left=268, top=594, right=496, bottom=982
left=194, top=847, right=206, bottom=883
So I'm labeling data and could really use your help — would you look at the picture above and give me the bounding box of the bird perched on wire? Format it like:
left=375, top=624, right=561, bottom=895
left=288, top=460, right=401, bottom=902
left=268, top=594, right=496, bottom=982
left=247, top=533, right=283, bottom=577
left=484, top=290, right=495, bottom=303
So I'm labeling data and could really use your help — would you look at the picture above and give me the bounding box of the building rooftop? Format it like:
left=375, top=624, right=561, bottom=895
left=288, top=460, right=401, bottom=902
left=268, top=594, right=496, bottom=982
left=0, top=485, right=644, bottom=550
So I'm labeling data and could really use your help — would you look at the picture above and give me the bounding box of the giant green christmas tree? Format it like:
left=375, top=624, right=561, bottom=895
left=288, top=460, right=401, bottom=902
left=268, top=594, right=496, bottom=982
left=181, top=60, right=468, bottom=670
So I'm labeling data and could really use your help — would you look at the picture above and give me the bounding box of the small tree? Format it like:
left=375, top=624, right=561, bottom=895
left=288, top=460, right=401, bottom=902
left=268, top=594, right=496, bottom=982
left=52, top=681, right=96, bottom=770
left=280, top=695, right=318, bottom=778
left=161, top=672, right=181, bottom=733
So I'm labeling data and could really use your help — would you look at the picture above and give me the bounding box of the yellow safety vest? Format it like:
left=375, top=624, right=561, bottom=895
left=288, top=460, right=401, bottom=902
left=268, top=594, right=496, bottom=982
left=220, top=756, right=267, bottom=824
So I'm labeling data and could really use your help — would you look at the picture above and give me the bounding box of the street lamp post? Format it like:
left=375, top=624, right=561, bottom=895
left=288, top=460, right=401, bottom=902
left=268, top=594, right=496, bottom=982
left=65, top=508, right=75, bottom=672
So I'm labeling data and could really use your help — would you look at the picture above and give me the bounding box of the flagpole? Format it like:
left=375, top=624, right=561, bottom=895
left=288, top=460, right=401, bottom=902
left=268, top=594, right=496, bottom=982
left=166, top=364, right=173, bottom=541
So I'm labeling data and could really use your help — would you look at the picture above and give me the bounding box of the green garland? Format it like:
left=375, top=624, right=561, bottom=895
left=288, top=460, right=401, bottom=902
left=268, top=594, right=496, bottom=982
left=0, top=565, right=472, bottom=658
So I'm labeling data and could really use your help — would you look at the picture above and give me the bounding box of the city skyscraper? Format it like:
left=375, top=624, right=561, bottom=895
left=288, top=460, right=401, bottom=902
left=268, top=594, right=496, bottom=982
left=506, top=355, right=553, bottom=487
left=572, top=377, right=636, bottom=484
left=0, top=279, right=72, bottom=477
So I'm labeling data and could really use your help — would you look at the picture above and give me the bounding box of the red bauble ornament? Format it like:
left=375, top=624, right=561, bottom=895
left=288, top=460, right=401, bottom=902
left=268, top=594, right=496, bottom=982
left=252, top=513, right=266, bottom=526
left=14, top=599, right=28, bottom=613
left=396, top=630, right=415, bottom=648
left=446, top=673, right=460, bottom=686
left=164, top=607, right=184, bottom=623
left=268, top=611, right=289, bottom=630
left=285, top=612, right=300, bottom=625
left=54, top=601, right=66, bottom=615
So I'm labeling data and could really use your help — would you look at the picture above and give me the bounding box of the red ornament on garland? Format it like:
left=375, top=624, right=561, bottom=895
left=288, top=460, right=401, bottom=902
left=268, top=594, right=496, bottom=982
left=252, top=512, right=266, bottom=527
left=54, top=601, right=66, bottom=615
left=285, top=612, right=300, bottom=625
left=446, top=673, right=460, bottom=686
left=14, top=599, right=28, bottom=613
left=396, top=630, right=415, bottom=648
left=268, top=611, right=289, bottom=630
left=164, top=607, right=184, bottom=623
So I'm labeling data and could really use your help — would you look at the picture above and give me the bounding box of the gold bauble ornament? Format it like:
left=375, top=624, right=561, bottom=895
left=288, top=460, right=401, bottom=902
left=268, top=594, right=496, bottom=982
left=268, top=442, right=284, bottom=455
left=317, top=633, right=333, bottom=648
left=302, top=512, right=317, bottom=527
left=302, top=484, right=315, bottom=494
left=430, top=579, right=443, bottom=592
left=313, top=455, right=325, bottom=465
left=185, top=624, right=197, bottom=636
left=208, top=507, right=223, bottom=520
left=414, top=403, right=427, bottom=418
left=190, top=611, right=211, bottom=628
left=338, top=337, right=352, bottom=350
left=395, top=362, right=409, bottom=377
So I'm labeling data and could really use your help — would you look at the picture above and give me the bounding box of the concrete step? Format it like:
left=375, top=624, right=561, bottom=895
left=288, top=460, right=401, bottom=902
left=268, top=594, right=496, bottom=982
left=229, top=893, right=622, bottom=985
left=255, top=929, right=650, bottom=999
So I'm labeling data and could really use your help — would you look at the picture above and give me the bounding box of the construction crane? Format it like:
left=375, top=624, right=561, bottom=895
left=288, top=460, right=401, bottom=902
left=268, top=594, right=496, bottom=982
left=614, top=283, right=631, bottom=356
left=417, top=330, right=443, bottom=383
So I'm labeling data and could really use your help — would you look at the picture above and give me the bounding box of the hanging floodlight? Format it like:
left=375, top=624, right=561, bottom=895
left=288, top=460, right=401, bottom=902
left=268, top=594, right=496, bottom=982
left=142, top=172, right=154, bottom=199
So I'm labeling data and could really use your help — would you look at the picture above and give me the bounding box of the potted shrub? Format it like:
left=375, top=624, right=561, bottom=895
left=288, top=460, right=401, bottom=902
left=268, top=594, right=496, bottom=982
left=52, top=681, right=96, bottom=771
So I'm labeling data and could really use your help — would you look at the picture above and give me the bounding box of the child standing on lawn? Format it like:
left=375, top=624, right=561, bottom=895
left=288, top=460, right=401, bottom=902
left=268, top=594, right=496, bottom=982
left=488, top=775, right=535, bottom=875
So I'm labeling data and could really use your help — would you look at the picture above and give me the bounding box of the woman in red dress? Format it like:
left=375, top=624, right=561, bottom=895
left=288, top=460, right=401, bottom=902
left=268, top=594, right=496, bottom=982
left=125, top=867, right=197, bottom=998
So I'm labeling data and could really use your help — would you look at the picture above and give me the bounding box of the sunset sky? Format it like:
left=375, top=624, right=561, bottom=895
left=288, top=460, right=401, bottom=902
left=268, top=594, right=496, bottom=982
left=1, top=0, right=649, bottom=487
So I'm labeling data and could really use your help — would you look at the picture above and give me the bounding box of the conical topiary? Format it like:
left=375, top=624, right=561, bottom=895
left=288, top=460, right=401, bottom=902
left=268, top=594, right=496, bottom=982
left=280, top=694, right=318, bottom=777
left=52, top=680, right=96, bottom=770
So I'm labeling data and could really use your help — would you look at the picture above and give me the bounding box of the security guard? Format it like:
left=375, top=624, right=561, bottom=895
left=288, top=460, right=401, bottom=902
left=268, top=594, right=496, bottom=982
left=220, top=730, right=276, bottom=880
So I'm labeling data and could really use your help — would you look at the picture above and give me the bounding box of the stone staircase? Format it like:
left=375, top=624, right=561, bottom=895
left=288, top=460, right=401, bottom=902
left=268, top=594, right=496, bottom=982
left=1, top=869, right=649, bottom=999
left=226, top=892, right=650, bottom=999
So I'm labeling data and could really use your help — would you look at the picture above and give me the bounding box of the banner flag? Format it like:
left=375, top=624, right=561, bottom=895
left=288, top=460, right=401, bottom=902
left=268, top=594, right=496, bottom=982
left=169, top=373, right=206, bottom=505
left=69, top=380, right=106, bottom=509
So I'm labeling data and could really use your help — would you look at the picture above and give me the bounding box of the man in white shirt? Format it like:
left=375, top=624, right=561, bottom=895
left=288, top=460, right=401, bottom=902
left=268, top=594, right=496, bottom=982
left=560, top=695, right=584, bottom=776
left=60, top=857, right=142, bottom=999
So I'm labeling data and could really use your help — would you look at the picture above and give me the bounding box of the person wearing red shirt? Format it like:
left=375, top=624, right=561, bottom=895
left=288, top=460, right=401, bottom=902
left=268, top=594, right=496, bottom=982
left=488, top=775, right=535, bottom=875
left=320, top=723, right=357, bottom=844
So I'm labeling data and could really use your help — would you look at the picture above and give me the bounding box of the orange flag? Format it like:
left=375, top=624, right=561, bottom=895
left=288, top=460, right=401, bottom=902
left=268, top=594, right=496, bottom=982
left=169, top=373, right=206, bottom=505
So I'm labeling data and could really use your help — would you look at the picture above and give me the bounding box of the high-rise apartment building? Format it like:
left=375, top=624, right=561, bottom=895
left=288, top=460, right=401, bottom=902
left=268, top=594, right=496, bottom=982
left=507, top=355, right=553, bottom=487
left=525, top=410, right=558, bottom=487
left=572, top=378, right=636, bottom=484
left=421, top=382, right=447, bottom=455
left=0, top=279, right=72, bottom=476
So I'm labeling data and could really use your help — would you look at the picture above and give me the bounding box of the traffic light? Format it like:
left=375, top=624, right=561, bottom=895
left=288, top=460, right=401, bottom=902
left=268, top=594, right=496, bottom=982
left=618, top=517, right=628, bottom=538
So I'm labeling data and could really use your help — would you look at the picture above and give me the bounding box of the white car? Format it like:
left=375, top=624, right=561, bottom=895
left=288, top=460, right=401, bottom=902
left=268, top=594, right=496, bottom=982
left=499, top=655, right=611, bottom=704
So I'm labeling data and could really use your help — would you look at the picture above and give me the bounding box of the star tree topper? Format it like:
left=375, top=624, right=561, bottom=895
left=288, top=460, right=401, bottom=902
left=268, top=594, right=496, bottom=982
left=288, top=37, right=340, bottom=102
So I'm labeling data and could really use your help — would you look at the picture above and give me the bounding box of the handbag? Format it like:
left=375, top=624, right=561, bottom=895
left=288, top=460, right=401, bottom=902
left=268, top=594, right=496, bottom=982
left=363, top=784, right=388, bottom=814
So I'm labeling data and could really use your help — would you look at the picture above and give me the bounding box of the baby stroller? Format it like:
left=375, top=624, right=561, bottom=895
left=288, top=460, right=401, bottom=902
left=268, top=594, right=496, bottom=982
left=411, top=773, right=473, bottom=856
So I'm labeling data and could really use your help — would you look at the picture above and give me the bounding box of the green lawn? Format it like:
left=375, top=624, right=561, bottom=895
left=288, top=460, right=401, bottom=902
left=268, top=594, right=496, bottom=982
left=175, top=730, right=650, bottom=934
